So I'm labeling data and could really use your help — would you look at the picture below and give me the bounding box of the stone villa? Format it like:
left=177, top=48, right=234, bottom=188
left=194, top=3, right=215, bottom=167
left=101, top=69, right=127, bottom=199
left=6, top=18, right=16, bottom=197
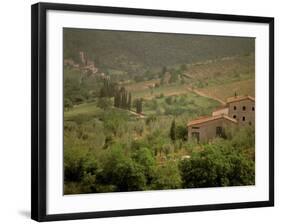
left=187, top=95, right=255, bottom=143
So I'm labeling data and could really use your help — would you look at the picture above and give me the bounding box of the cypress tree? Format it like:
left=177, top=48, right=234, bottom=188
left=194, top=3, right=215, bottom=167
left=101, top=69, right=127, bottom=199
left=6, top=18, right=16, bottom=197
left=114, top=88, right=121, bottom=108
left=123, top=91, right=128, bottom=109
left=128, top=93, right=132, bottom=110
left=136, top=99, right=139, bottom=113
left=139, top=99, right=142, bottom=114
left=170, top=119, right=176, bottom=142
left=136, top=98, right=143, bottom=114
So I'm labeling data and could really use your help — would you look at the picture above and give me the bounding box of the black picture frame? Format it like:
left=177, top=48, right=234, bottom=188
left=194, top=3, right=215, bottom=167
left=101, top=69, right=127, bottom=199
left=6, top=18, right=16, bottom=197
left=31, top=2, right=274, bottom=222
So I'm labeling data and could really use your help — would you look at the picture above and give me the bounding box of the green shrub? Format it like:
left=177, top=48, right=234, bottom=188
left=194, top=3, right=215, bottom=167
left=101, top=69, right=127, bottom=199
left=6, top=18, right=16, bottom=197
left=179, top=139, right=255, bottom=188
left=165, top=96, right=173, bottom=105
left=102, top=110, right=128, bottom=137
left=176, top=125, right=188, bottom=141
left=97, top=97, right=112, bottom=110
left=64, top=121, right=78, bottom=132
left=64, top=98, right=73, bottom=110
left=96, top=145, right=147, bottom=191
left=64, top=148, right=98, bottom=182
left=64, top=149, right=86, bottom=182
left=151, top=161, right=182, bottom=190
left=132, top=147, right=155, bottom=183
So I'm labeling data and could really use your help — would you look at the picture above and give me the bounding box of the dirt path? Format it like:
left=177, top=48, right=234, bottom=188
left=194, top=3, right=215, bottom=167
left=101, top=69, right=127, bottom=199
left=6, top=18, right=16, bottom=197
left=114, top=107, right=146, bottom=118
left=186, top=87, right=226, bottom=105
left=128, top=110, right=146, bottom=118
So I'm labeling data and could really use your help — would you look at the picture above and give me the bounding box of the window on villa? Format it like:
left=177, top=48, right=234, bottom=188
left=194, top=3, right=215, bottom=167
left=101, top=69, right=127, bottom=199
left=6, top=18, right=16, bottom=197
left=242, top=116, right=245, bottom=121
left=216, top=126, right=223, bottom=137
left=252, top=106, right=255, bottom=111
left=192, top=132, right=200, bottom=143
left=249, top=121, right=252, bottom=125
left=233, top=115, right=236, bottom=119
left=243, top=106, right=246, bottom=111
left=234, top=106, right=237, bottom=110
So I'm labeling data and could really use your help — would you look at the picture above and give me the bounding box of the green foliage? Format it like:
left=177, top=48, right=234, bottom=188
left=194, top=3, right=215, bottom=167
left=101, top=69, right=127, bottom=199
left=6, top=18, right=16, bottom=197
left=97, top=97, right=112, bottom=110
left=132, top=147, right=155, bottom=183
left=114, top=86, right=132, bottom=110
left=145, top=115, right=157, bottom=125
left=63, top=28, right=255, bottom=194
left=99, top=79, right=118, bottom=98
left=151, top=161, right=182, bottom=190
left=64, top=100, right=255, bottom=194
left=63, top=67, right=101, bottom=107
left=96, top=146, right=146, bottom=191
left=112, top=160, right=146, bottom=191
left=179, top=139, right=255, bottom=188
left=131, top=139, right=150, bottom=151
left=64, top=149, right=98, bottom=182
left=134, top=121, right=144, bottom=136
left=64, top=149, right=85, bottom=182
left=176, top=124, right=188, bottom=141
left=132, top=147, right=155, bottom=167
left=128, top=93, right=132, bottom=110
left=165, top=96, right=173, bottom=105
left=144, top=99, right=158, bottom=111
left=164, top=106, right=187, bottom=116
left=228, top=126, right=255, bottom=150
left=64, top=182, right=83, bottom=194
left=64, top=98, right=73, bottom=111
left=64, top=121, right=78, bottom=132
left=146, top=130, right=169, bottom=156
left=136, top=98, right=143, bottom=114
left=143, top=93, right=219, bottom=117
left=102, top=110, right=128, bottom=137
left=64, top=28, right=254, bottom=72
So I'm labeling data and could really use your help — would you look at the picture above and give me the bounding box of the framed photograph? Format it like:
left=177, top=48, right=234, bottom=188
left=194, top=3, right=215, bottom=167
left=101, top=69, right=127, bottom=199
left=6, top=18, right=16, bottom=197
left=31, top=2, right=274, bottom=222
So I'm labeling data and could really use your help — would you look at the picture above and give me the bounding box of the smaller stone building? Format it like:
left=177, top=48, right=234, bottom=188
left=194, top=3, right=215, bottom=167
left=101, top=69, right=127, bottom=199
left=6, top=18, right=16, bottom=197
left=187, top=95, right=255, bottom=143
left=187, top=114, right=237, bottom=143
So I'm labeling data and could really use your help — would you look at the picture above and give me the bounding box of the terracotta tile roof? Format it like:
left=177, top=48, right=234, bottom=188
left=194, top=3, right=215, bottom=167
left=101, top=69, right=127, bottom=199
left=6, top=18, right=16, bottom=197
left=187, top=114, right=237, bottom=126
left=226, top=95, right=255, bottom=104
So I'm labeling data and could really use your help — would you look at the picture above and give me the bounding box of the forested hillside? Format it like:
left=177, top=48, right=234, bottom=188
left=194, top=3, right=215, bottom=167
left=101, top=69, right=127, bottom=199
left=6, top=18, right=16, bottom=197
left=64, top=28, right=254, bottom=74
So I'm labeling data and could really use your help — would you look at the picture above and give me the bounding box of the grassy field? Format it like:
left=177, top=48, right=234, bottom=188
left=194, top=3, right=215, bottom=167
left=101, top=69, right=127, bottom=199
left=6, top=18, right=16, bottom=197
left=65, top=88, right=220, bottom=119
left=142, top=92, right=220, bottom=119
left=65, top=102, right=102, bottom=118
left=183, top=54, right=254, bottom=83
left=198, top=79, right=255, bottom=101
left=130, top=83, right=190, bottom=100
left=119, top=54, right=255, bottom=104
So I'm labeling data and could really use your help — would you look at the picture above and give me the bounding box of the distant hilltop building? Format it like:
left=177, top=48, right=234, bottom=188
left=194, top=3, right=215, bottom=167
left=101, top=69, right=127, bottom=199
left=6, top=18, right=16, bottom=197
left=79, top=51, right=87, bottom=65
left=187, top=95, right=255, bottom=143
left=64, top=59, right=79, bottom=68
left=64, top=51, right=99, bottom=75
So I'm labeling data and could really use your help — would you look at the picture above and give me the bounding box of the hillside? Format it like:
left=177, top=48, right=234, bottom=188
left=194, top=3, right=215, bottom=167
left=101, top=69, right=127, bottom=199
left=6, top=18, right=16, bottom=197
left=198, top=79, right=255, bottom=102
left=121, top=54, right=254, bottom=100
left=63, top=53, right=254, bottom=108
left=63, top=28, right=255, bottom=75
left=63, top=28, right=255, bottom=194
left=182, top=54, right=254, bottom=87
